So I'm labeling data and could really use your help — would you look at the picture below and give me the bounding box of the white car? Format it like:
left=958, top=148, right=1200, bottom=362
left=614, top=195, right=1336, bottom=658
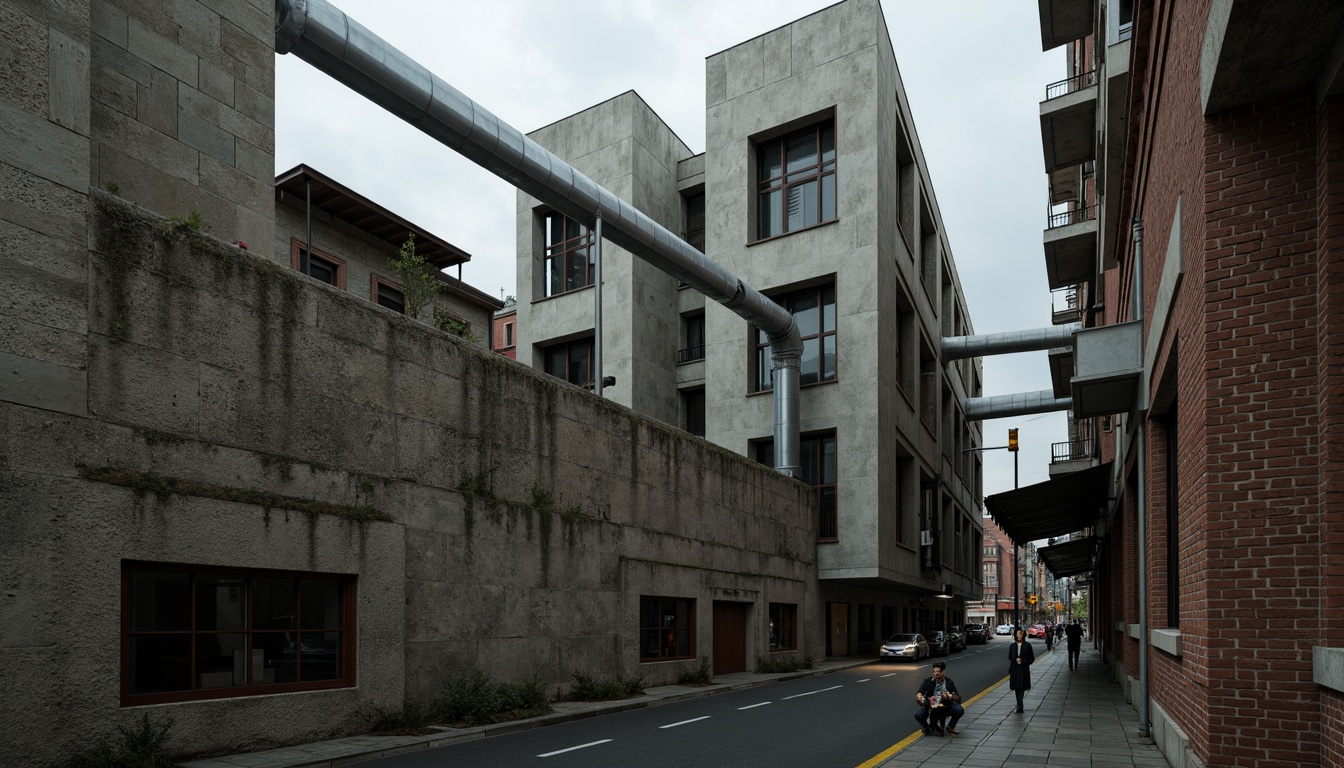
left=879, top=633, right=929, bottom=662
left=995, top=623, right=1014, bottom=636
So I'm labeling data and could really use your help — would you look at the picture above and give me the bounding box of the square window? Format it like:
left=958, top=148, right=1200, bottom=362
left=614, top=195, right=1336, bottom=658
left=639, top=596, right=695, bottom=661
left=289, top=239, right=346, bottom=289
left=752, top=283, right=836, bottom=393
left=542, top=337, right=594, bottom=388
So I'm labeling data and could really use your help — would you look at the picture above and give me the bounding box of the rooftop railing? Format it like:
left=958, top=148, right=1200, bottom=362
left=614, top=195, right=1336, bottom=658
left=1047, top=203, right=1097, bottom=230
left=1045, top=69, right=1097, bottom=100
left=1051, top=439, right=1095, bottom=464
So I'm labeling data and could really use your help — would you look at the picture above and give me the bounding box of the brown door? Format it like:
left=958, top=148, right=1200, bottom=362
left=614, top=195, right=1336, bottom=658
left=829, top=602, right=850, bottom=656
left=712, top=601, right=748, bottom=675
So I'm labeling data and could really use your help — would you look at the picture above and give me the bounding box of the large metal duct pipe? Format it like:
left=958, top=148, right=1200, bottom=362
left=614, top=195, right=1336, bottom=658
left=274, top=0, right=803, bottom=474
left=965, top=390, right=1072, bottom=421
left=941, top=324, right=1080, bottom=361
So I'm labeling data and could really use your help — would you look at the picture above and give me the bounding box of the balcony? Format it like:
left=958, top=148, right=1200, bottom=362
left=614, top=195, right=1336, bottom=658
left=1044, top=203, right=1097, bottom=290
left=676, top=345, right=705, bottom=364
left=1050, top=285, right=1083, bottom=326
left=1049, top=438, right=1096, bottom=478
left=1041, top=70, right=1097, bottom=173
left=1037, top=0, right=1093, bottom=51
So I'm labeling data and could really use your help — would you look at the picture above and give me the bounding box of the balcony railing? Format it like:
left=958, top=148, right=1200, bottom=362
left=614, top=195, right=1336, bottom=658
left=676, top=345, right=705, bottom=364
left=1047, top=203, right=1097, bottom=230
left=1051, top=285, right=1083, bottom=324
left=1051, top=439, right=1096, bottom=464
left=1045, top=69, right=1097, bottom=100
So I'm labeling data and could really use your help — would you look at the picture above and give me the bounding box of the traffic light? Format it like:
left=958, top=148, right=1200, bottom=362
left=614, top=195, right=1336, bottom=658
left=1008, top=428, right=1019, bottom=452
left=1028, top=594, right=1037, bottom=605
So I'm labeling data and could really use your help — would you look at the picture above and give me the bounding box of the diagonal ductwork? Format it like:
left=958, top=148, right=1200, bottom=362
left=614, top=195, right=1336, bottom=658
left=273, top=0, right=804, bottom=474
left=941, top=323, right=1079, bottom=361
left=966, top=390, right=1072, bottom=421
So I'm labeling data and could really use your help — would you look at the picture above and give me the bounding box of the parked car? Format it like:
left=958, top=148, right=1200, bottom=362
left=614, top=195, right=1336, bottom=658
left=1027, top=623, right=1047, bottom=638
left=995, top=623, right=1014, bottom=636
left=947, top=626, right=967, bottom=652
left=964, top=623, right=990, bottom=644
left=928, top=630, right=951, bottom=656
left=879, top=633, right=929, bottom=662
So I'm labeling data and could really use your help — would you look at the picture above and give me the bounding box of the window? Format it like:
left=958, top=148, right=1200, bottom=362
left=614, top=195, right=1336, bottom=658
left=682, top=388, right=705, bottom=438
left=756, top=120, right=837, bottom=240
left=289, top=239, right=346, bottom=289
left=640, top=596, right=694, bottom=661
left=1165, top=400, right=1180, bottom=628
left=544, top=212, right=593, bottom=297
left=371, top=275, right=405, bottom=314
left=768, top=603, right=797, bottom=651
left=752, top=283, right=837, bottom=392
left=504, top=322, right=514, bottom=348
left=678, top=313, right=705, bottom=363
left=684, top=191, right=705, bottom=253
left=122, top=562, right=354, bottom=705
left=755, top=432, right=837, bottom=541
left=542, top=338, right=594, bottom=388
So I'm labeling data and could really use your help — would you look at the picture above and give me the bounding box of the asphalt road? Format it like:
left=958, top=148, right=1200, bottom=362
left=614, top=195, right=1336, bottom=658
left=361, top=637, right=1032, bottom=768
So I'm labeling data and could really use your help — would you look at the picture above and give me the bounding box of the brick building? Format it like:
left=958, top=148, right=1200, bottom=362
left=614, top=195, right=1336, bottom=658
left=998, top=2, right=1344, bottom=767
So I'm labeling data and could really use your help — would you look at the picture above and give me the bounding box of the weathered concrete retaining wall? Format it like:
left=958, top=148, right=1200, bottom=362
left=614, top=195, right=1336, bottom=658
left=0, top=197, right=819, bottom=762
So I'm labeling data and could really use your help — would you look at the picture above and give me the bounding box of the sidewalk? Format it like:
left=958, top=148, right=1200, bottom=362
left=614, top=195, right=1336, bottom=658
left=872, top=643, right=1168, bottom=768
left=177, top=658, right=870, bottom=768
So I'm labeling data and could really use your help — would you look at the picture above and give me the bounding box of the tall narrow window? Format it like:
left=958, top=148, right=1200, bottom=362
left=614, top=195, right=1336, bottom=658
left=679, top=314, right=705, bottom=363
left=752, top=283, right=837, bottom=392
left=504, top=322, right=514, bottom=348
left=682, top=388, right=705, bottom=437
left=542, top=338, right=594, bottom=389
left=756, top=120, right=837, bottom=240
left=684, top=191, right=705, bottom=253
left=1165, top=402, right=1180, bottom=628
left=544, top=213, right=593, bottom=297
left=755, top=432, right=837, bottom=541
left=769, top=603, right=797, bottom=651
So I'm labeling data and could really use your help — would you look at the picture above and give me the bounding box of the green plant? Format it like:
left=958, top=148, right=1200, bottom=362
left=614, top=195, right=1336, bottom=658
left=105, top=181, right=121, bottom=196
left=433, top=307, right=475, bottom=341
left=390, top=233, right=440, bottom=320
left=568, top=670, right=645, bottom=701
left=677, top=656, right=714, bottom=686
left=756, top=655, right=814, bottom=674
left=166, top=209, right=208, bottom=232
left=365, top=700, right=438, bottom=736
left=436, top=668, right=551, bottom=726
left=60, top=711, right=176, bottom=767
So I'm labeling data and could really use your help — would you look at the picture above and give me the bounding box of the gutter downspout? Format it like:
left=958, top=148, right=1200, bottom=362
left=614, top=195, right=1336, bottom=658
left=274, top=0, right=803, bottom=474
left=593, top=211, right=604, bottom=398
left=1133, top=217, right=1150, bottom=737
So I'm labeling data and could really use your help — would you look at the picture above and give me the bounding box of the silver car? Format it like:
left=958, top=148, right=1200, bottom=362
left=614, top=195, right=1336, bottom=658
left=879, top=633, right=929, bottom=662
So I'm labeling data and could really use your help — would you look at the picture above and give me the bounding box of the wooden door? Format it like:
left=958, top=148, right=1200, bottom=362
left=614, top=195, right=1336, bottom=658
left=712, top=601, right=748, bottom=674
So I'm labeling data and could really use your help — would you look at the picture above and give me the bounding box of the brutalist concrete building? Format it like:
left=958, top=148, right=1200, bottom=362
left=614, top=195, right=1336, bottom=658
left=515, top=0, right=986, bottom=656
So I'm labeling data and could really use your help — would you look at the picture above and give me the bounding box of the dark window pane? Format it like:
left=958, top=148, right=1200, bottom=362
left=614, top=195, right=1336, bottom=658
left=641, top=628, right=661, bottom=658
left=756, top=346, right=771, bottom=391
left=548, top=248, right=564, bottom=295
left=299, top=632, right=342, bottom=682
left=195, top=633, right=247, bottom=689
left=300, top=580, right=341, bottom=630
left=759, top=189, right=782, bottom=239
left=566, top=248, right=587, bottom=292
left=130, top=634, right=192, bottom=695
left=785, top=131, right=818, bottom=172
left=568, top=343, right=589, bottom=386
left=131, top=572, right=191, bottom=632
left=785, top=181, right=813, bottom=231
left=252, top=578, right=296, bottom=630
left=820, top=123, right=835, bottom=162
left=794, top=291, right=819, bottom=336
left=822, top=437, right=837, bottom=484
left=800, top=439, right=817, bottom=485
left=759, top=139, right=783, bottom=180
left=195, top=575, right=246, bottom=631
left=800, top=337, right=820, bottom=385
left=376, top=283, right=405, bottom=313
left=253, top=631, right=295, bottom=684
left=685, top=315, right=705, bottom=349
left=822, top=286, right=836, bottom=328
left=308, top=255, right=337, bottom=285
left=821, top=173, right=836, bottom=221
left=546, top=346, right=566, bottom=378
left=823, top=336, right=837, bottom=380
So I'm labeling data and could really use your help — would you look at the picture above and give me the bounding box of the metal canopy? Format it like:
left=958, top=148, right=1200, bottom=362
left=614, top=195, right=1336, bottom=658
left=984, top=462, right=1110, bottom=546
left=1038, top=537, right=1098, bottom=577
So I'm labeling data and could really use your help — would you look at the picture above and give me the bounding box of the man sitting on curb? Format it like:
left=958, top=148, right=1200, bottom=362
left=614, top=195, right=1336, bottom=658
left=914, top=661, right=965, bottom=736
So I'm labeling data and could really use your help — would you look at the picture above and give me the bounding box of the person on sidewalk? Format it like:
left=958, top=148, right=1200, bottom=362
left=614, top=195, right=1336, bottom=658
left=1008, top=627, right=1035, bottom=713
left=913, top=661, right=965, bottom=736
left=1066, top=619, right=1084, bottom=670
left=1044, top=622, right=1054, bottom=652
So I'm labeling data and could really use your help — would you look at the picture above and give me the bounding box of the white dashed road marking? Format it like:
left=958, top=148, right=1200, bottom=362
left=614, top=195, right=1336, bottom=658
left=783, top=685, right=842, bottom=700
left=538, top=739, right=612, bottom=757
left=660, top=716, right=711, bottom=729
left=738, top=702, right=771, bottom=710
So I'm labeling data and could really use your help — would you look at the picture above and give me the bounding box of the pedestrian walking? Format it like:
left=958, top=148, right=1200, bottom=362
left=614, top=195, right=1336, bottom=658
left=1008, top=627, right=1035, bottom=713
left=1066, top=619, right=1084, bottom=670
left=1044, top=622, right=1054, bottom=652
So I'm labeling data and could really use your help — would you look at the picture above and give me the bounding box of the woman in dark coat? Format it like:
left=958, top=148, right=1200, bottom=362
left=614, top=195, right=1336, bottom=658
left=1008, top=627, right=1035, bottom=713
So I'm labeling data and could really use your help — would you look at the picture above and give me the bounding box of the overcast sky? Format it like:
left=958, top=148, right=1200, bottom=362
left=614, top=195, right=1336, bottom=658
left=274, top=0, right=1069, bottom=505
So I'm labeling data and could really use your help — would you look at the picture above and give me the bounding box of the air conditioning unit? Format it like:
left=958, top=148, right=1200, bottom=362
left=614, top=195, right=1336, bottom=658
left=920, top=530, right=933, bottom=546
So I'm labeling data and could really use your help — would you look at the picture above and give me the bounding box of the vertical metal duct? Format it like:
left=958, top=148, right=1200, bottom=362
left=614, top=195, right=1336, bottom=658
left=274, top=0, right=803, bottom=474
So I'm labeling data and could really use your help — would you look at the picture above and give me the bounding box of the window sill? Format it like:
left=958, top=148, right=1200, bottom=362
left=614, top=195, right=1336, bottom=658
left=1313, top=646, right=1344, bottom=693
left=747, top=217, right=839, bottom=247
left=1151, top=628, right=1182, bottom=658
left=533, top=284, right=594, bottom=303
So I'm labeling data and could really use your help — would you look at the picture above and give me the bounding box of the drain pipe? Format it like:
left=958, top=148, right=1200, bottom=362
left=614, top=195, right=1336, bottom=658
left=593, top=211, right=604, bottom=398
left=274, top=0, right=803, bottom=474
left=1133, top=217, right=1150, bottom=737
left=941, top=324, right=1079, bottom=361
left=965, top=391, right=1072, bottom=421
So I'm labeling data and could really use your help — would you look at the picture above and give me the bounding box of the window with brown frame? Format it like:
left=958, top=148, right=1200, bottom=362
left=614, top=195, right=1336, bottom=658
left=768, top=602, right=797, bottom=651
left=542, top=337, right=594, bottom=388
left=639, top=596, right=695, bottom=661
left=755, top=120, right=837, bottom=240
left=122, top=561, right=355, bottom=705
left=544, top=212, right=593, bottom=297
left=289, top=239, right=346, bottom=289
left=684, top=191, right=705, bottom=252
left=752, top=283, right=836, bottom=392
left=754, top=431, right=838, bottom=541
left=371, top=275, right=405, bottom=314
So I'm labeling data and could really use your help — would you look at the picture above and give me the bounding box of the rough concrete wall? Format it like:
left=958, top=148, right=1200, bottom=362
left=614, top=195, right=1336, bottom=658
left=89, top=0, right=274, bottom=252
left=0, top=197, right=817, bottom=762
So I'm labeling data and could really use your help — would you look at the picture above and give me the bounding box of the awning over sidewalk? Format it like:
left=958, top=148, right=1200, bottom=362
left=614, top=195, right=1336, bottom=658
left=984, top=462, right=1111, bottom=545
left=1037, top=536, right=1098, bottom=577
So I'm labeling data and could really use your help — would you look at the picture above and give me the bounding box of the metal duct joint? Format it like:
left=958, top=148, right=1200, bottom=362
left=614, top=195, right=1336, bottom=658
left=273, top=0, right=803, bottom=475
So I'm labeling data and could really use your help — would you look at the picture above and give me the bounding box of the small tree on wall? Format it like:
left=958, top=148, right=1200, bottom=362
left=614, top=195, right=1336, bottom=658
left=390, top=233, right=440, bottom=319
